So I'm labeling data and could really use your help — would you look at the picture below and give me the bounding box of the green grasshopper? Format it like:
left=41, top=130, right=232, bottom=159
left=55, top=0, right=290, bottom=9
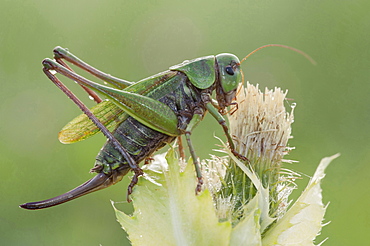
left=20, top=44, right=313, bottom=210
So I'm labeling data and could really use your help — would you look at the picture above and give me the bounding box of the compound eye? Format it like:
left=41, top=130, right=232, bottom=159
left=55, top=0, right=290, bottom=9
left=225, top=65, right=234, bottom=76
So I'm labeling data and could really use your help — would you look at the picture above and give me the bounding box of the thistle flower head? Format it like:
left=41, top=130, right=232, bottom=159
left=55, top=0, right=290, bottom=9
left=218, top=82, right=299, bottom=222
left=230, top=82, right=295, bottom=160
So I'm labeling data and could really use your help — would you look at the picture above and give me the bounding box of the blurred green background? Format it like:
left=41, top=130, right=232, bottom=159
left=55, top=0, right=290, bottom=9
left=1, top=0, right=369, bottom=245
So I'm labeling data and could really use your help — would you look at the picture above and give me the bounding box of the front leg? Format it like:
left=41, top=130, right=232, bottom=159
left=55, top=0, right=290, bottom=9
left=204, top=95, right=248, bottom=162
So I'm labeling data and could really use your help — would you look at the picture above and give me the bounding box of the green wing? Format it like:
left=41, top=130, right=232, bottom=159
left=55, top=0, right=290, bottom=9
left=58, top=100, right=127, bottom=144
left=58, top=70, right=180, bottom=143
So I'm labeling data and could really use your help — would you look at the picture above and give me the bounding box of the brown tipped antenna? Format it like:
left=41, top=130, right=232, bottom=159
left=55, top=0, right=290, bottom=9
left=238, top=44, right=316, bottom=65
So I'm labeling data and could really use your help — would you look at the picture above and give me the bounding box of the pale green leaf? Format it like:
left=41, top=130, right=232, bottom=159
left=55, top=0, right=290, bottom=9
left=262, top=154, right=339, bottom=246
left=113, top=149, right=231, bottom=246
left=230, top=193, right=262, bottom=246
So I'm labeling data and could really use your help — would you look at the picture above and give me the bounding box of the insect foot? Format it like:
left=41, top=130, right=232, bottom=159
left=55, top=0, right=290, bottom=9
left=195, top=177, right=204, bottom=194
left=231, top=149, right=250, bottom=163
left=126, top=167, right=144, bottom=202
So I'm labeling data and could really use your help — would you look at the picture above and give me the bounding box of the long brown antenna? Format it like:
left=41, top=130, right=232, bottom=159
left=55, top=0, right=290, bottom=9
left=238, top=44, right=316, bottom=65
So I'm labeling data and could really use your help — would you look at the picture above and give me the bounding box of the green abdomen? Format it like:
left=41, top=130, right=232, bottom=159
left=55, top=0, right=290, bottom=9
left=95, top=116, right=175, bottom=173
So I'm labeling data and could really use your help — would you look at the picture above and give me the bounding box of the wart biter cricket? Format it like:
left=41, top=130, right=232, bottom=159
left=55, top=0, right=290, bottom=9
left=20, top=44, right=312, bottom=210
